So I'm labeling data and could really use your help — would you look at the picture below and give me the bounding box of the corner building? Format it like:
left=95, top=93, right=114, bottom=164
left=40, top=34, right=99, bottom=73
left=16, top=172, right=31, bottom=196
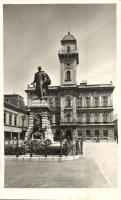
left=4, top=94, right=29, bottom=143
left=47, top=32, right=114, bottom=141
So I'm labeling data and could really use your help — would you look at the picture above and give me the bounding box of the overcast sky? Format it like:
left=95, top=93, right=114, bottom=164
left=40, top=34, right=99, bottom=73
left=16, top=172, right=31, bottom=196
left=3, top=4, right=117, bottom=113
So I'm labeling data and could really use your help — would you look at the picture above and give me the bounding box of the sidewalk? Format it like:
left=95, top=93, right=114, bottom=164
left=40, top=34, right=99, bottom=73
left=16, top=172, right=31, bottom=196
left=84, top=141, right=118, bottom=187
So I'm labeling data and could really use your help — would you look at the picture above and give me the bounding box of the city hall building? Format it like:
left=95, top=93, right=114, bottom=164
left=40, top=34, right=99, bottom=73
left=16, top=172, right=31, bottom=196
left=4, top=32, right=115, bottom=142
left=47, top=32, right=114, bottom=141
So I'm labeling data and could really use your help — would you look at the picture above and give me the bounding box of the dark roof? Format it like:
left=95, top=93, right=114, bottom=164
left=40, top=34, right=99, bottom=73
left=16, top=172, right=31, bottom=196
left=48, top=83, right=114, bottom=90
left=4, top=100, right=27, bottom=114
left=62, top=32, right=76, bottom=41
left=4, top=94, right=24, bottom=99
left=4, top=94, right=26, bottom=110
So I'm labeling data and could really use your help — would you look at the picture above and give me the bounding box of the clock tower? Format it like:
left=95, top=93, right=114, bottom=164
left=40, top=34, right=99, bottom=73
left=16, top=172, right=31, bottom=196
left=58, top=32, right=79, bottom=86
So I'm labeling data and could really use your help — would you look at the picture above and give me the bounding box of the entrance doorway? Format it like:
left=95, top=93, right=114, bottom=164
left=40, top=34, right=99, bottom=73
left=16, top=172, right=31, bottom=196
left=66, top=129, right=72, bottom=140
left=95, top=130, right=99, bottom=137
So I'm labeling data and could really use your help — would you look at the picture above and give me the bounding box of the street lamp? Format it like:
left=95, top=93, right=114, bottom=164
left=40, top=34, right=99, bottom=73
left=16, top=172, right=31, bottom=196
left=22, top=114, right=26, bottom=128
left=73, top=119, right=77, bottom=141
left=30, top=140, right=33, bottom=157
left=60, top=129, right=64, bottom=157
left=16, top=136, right=19, bottom=157
left=22, top=114, right=26, bottom=140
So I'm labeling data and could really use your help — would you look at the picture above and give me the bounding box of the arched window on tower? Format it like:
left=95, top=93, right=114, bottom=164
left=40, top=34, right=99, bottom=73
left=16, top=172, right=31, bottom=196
left=66, top=71, right=71, bottom=81
left=67, top=46, right=70, bottom=53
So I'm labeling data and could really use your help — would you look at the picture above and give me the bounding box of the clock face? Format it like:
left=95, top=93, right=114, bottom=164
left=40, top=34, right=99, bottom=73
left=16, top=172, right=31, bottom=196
left=65, top=62, right=72, bottom=69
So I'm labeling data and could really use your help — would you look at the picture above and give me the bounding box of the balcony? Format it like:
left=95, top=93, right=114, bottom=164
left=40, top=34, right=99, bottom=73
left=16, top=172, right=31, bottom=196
left=58, top=49, right=78, bottom=54
left=76, top=122, right=114, bottom=126
left=59, top=120, right=114, bottom=127
left=76, top=105, right=113, bottom=111
left=64, top=106, right=72, bottom=110
left=58, top=49, right=79, bottom=64
left=60, top=121, right=77, bottom=126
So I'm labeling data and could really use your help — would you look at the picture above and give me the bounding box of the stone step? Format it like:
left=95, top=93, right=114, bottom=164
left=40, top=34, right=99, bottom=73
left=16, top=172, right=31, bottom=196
left=29, top=121, right=34, bottom=123
left=30, top=116, right=34, bottom=119
left=27, top=130, right=32, bottom=133
left=29, top=120, right=34, bottom=123
left=28, top=126, right=33, bottom=129
left=29, top=120, right=33, bottom=122
left=29, top=123, right=34, bottom=126
left=29, top=117, right=34, bottom=120
left=28, top=125, right=33, bottom=128
left=29, top=118, right=34, bottom=121
left=27, top=127, right=33, bottom=131
left=28, top=125, right=34, bottom=127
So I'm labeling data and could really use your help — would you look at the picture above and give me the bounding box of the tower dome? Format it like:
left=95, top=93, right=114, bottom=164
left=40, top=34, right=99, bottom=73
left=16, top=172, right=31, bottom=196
left=61, top=32, right=76, bottom=45
left=62, top=32, right=76, bottom=41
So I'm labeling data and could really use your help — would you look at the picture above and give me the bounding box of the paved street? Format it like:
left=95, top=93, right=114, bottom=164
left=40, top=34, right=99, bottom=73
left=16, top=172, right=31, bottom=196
left=5, top=142, right=118, bottom=188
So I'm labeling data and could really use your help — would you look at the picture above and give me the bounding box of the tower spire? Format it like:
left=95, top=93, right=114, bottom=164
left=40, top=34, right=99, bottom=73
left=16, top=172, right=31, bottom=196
left=67, top=11, right=70, bottom=34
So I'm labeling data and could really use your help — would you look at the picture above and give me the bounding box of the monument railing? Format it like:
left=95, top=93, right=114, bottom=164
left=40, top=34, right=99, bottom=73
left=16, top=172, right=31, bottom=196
left=4, top=139, right=83, bottom=157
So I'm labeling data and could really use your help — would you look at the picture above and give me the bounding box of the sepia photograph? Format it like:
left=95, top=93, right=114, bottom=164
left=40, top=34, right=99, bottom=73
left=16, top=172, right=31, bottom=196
left=3, top=1, right=118, bottom=192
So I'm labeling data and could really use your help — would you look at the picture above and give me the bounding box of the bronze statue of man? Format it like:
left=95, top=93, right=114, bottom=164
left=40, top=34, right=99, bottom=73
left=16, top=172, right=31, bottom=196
left=31, top=66, right=51, bottom=98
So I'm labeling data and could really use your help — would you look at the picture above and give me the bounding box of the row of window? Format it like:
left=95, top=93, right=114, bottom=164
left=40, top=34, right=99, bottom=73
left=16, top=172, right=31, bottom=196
left=65, top=112, right=110, bottom=123
left=49, top=96, right=111, bottom=108
left=5, top=132, right=25, bottom=140
left=4, top=112, right=26, bottom=127
left=62, top=44, right=76, bottom=53
left=76, top=96, right=109, bottom=107
left=65, top=96, right=111, bottom=108
left=4, top=113, right=17, bottom=126
left=78, top=130, right=108, bottom=137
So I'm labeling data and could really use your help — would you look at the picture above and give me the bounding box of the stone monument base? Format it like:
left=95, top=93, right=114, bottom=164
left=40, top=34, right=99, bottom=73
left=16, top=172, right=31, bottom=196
left=25, top=98, right=54, bottom=143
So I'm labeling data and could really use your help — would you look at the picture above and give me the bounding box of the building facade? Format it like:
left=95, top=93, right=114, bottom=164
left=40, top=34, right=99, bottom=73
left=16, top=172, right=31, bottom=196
left=4, top=32, right=114, bottom=142
left=4, top=94, right=28, bottom=144
left=113, top=114, right=118, bottom=141
left=47, top=32, right=114, bottom=141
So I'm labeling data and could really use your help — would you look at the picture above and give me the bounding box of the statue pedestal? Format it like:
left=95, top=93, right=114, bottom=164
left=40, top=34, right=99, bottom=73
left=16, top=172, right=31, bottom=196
left=25, top=86, right=54, bottom=143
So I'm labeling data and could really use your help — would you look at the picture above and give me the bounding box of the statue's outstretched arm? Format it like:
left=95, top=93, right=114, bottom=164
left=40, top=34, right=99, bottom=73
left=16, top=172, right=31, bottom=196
left=31, top=74, right=36, bottom=85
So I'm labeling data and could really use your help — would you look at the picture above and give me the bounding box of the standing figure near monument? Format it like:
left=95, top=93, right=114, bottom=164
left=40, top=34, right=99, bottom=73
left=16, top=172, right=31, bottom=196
left=31, top=66, right=51, bottom=98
